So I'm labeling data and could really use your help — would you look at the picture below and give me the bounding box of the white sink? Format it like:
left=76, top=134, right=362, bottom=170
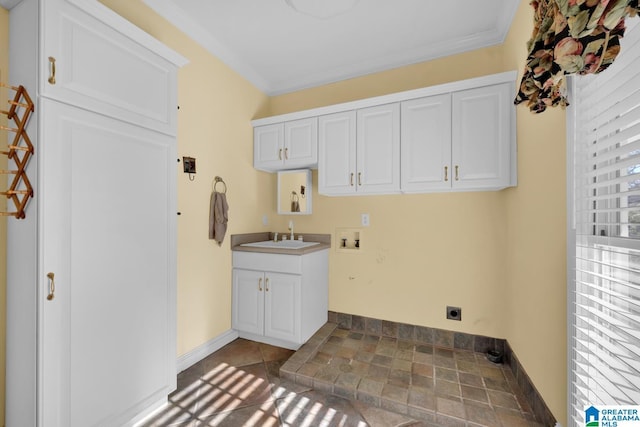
left=241, top=240, right=320, bottom=249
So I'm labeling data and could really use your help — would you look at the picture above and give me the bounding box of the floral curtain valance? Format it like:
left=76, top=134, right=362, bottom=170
left=515, top=0, right=640, bottom=113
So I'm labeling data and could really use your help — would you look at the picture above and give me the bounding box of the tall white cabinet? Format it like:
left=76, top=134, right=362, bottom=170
left=5, top=1, right=187, bottom=426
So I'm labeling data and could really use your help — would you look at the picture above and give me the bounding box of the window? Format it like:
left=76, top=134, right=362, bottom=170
left=569, top=19, right=640, bottom=426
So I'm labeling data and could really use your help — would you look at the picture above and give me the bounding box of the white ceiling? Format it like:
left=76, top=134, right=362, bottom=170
left=143, top=0, right=519, bottom=95
left=0, top=0, right=520, bottom=95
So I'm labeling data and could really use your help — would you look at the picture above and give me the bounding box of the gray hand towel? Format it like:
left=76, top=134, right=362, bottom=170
left=209, top=191, right=229, bottom=246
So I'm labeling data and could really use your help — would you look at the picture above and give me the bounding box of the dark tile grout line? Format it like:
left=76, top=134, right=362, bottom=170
left=281, top=318, right=556, bottom=427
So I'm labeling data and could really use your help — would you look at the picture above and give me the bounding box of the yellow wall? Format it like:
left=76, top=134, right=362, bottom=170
left=503, top=2, right=568, bottom=424
left=268, top=47, right=512, bottom=336
left=267, top=1, right=567, bottom=424
left=0, top=1, right=567, bottom=426
left=98, top=0, right=271, bottom=356
left=0, top=6, right=8, bottom=425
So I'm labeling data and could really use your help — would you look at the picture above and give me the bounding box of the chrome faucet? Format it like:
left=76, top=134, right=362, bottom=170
left=273, top=232, right=278, bottom=242
left=288, top=220, right=294, bottom=240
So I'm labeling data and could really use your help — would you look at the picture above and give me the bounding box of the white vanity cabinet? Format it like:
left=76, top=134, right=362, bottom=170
left=6, top=1, right=187, bottom=426
left=400, top=82, right=515, bottom=192
left=254, top=117, right=318, bottom=171
left=318, top=103, right=400, bottom=195
left=232, top=250, right=328, bottom=350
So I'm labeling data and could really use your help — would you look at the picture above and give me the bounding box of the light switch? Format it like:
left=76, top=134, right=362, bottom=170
left=361, top=213, right=370, bottom=227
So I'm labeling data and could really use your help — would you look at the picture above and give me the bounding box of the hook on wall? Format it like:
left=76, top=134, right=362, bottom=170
left=182, top=156, right=196, bottom=181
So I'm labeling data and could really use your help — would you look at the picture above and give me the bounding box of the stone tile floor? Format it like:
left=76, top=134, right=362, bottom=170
left=140, top=324, right=546, bottom=426
left=140, top=337, right=426, bottom=426
left=281, top=323, right=546, bottom=427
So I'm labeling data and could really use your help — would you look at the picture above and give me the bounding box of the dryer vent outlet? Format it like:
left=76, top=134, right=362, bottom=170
left=446, top=306, right=462, bottom=321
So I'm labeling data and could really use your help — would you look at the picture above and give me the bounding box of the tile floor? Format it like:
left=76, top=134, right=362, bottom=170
left=140, top=338, right=426, bottom=426
left=140, top=324, right=546, bottom=426
left=281, top=323, right=546, bottom=426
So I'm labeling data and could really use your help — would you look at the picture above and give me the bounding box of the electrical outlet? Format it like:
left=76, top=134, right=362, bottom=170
left=361, top=213, right=370, bottom=226
left=446, top=306, right=462, bottom=321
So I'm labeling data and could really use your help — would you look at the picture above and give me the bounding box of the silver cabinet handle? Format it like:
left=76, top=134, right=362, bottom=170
left=455, top=165, right=459, bottom=181
left=278, top=149, right=282, bottom=160
left=444, top=166, right=448, bottom=182
left=358, top=172, right=362, bottom=186
left=265, top=277, right=270, bottom=292
left=284, top=148, right=289, bottom=160
left=258, top=277, right=263, bottom=291
left=350, top=173, right=354, bottom=186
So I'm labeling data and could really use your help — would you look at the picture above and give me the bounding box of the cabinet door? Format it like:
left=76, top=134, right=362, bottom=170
left=284, top=117, right=318, bottom=169
left=264, top=272, right=301, bottom=343
left=40, top=99, right=176, bottom=427
left=357, top=103, right=400, bottom=194
left=232, top=269, right=265, bottom=336
left=318, top=111, right=357, bottom=195
left=401, top=95, right=452, bottom=192
left=452, top=83, right=513, bottom=190
left=42, top=0, right=179, bottom=135
left=254, top=123, right=284, bottom=170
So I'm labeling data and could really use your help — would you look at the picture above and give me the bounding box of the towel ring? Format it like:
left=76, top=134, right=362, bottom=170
left=213, top=176, right=227, bottom=194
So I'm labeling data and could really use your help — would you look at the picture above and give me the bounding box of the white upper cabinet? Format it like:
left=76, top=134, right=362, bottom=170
left=254, top=117, right=318, bottom=171
left=401, top=82, right=515, bottom=192
left=253, top=71, right=517, bottom=194
left=41, top=0, right=183, bottom=135
left=318, top=111, right=356, bottom=195
left=356, top=103, right=400, bottom=194
left=451, top=83, right=514, bottom=190
left=254, top=123, right=284, bottom=169
left=401, top=94, right=452, bottom=192
left=318, top=104, right=399, bottom=196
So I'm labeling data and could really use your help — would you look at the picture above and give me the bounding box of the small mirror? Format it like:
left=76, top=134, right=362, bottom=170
left=278, top=169, right=312, bottom=215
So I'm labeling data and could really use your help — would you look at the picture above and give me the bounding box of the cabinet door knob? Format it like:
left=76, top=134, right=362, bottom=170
left=455, top=165, right=459, bottom=181
left=46, top=272, right=55, bottom=301
left=265, top=277, right=269, bottom=292
left=444, top=166, right=448, bottom=182
left=48, top=56, right=56, bottom=85
left=358, top=172, right=362, bottom=186
left=278, top=149, right=282, bottom=160
left=258, top=277, right=263, bottom=291
left=284, top=148, right=289, bottom=160
left=350, top=173, right=354, bottom=186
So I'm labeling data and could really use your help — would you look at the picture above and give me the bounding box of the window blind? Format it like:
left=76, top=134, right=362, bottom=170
left=570, top=19, right=640, bottom=426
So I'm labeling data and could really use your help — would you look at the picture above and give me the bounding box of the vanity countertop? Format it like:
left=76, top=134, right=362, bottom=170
left=230, top=232, right=331, bottom=255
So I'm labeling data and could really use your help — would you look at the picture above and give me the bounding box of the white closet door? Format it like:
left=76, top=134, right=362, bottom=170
left=40, top=98, right=176, bottom=427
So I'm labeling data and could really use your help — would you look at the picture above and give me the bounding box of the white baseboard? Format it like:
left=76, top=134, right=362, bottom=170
left=176, top=329, right=239, bottom=373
